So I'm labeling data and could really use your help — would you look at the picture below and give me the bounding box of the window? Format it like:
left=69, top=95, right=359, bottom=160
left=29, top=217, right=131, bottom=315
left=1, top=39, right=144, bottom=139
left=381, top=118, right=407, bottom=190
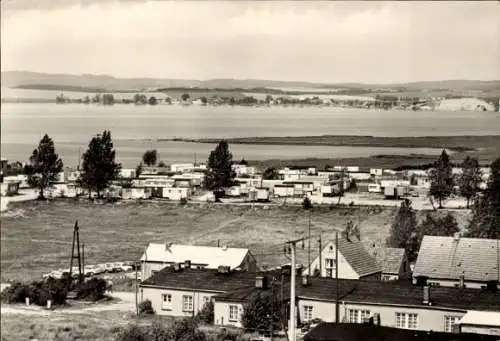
left=444, top=316, right=461, bottom=332
left=303, top=305, right=313, bottom=321
left=381, top=275, right=393, bottom=281
left=161, top=294, right=172, bottom=310
left=182, top=295, right=193, bottom=312
left=229, top=305, right=239, bottom=322
left=396, top=312, right=418, bottom=329
left=325, top=258, right=335, bottom=278
left=348, top=309, right=370, bottom=323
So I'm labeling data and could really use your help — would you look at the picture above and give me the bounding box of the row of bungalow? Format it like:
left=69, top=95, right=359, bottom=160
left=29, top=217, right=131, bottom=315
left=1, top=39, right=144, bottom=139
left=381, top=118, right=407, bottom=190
left=137, top=234, right=500, bottom=336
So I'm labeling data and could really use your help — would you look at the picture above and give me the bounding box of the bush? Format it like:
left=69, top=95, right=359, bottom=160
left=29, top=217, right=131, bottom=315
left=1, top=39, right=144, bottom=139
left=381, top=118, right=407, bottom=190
left=117, top=324, right=148, bottom=341
left=196, top=301, right=214, bottom=324
left=179, top=197, right=188, bottom=206
left=76, top=277, right=107, bottom=301
left=302, top=197, right=313, bottom=210
left=138, top=299, right=155, bottom=315
left=1, top=278, right=68, bottom=306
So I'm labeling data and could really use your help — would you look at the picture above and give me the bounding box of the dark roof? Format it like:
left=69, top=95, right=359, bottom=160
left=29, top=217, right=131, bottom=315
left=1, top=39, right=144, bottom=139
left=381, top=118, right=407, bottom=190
left=297, top=277, right=500, bottom=311
left=140, top=266, right=283, bottom=293
left=331, top=236, right=382, bottom=277
left=413, top=236, right=500, bottom=282
left=304, top=323, right=499, bottom=341
left=213, top=283, right=291, bottom=303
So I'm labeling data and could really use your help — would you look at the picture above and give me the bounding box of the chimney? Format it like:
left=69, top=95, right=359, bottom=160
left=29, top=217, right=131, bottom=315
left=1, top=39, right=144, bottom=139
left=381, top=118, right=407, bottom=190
left=184, top=260, right=191, bottom=269
left=422, top=285, right=431, bottom=304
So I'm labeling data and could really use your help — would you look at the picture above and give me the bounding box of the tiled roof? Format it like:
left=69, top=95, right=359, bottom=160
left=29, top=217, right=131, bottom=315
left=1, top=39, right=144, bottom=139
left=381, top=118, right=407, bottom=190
left=140, top=266, right=282, bottom=293
left=296, top=277, right=500, bottom=311
left=336, top=237, right=382, bottom=277
left=366, top=246, right=406, bottom=275
left=213, top=283, right=291, bottom=303
left=413, top=236, right=500, bottom=282
left=140, top=243, right=251, bottom=269
left=303, top=323, right=499, bottom=341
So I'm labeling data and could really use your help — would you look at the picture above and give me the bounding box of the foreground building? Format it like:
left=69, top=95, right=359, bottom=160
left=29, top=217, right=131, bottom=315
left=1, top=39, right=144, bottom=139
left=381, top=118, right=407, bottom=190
left=140, top=243, right=257, bottom=279
left=412, top=235, right=500, bottom=290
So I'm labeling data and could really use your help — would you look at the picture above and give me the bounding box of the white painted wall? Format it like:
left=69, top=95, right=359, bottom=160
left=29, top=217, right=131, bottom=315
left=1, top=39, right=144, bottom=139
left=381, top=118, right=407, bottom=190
left=304, top=242, right=360, bottom=279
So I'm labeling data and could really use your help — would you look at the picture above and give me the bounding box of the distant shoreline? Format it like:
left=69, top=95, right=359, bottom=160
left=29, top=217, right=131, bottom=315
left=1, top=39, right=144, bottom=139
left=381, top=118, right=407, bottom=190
left=151, top=135, right=500, bottom=152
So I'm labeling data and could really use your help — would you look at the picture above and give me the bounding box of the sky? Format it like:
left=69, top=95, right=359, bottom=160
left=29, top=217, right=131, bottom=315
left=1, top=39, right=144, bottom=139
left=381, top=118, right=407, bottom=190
left=1, top=0, right=499, bottom=84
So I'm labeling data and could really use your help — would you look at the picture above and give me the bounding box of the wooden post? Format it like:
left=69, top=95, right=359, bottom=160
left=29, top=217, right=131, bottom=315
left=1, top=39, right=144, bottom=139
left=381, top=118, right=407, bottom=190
left=335, top=231, right=339, bottom=323
left=318, top=234, right=322, bottom=276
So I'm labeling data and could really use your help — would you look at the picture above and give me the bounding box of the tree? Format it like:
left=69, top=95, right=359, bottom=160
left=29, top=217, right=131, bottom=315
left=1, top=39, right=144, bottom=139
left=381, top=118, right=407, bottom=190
left=386, top=199, right=419, bottom=262
left=142, top=149, right=158, bottom=166
left=417, top=212, right=459, bottom=256
left=181, top=93, right=190, bottom=101
left=148, top=96, right=158, bottom=105
left=265, top=95, right=273, bottom=104
left=238, top=158, right=248, bottom=166
left=429, top=150, right=454, bottom=209
left=79, top=130, right=121, bottom=199
left=242, top=291, right=281, bottom=332
left=262, top=167, right=279, bottom=180
left=303, top=196, right=313, bottom=210
left=135, top=163, right=143, bottom=179
left=200, top=96, right=208, bottom=105
left=102, top=94, right=115, bottom=105
left=133, top=94, right=147, bottom=105
left=204, top=141, right=235, bottom=194
left=458, top=156, right=482, bottom=208
left=158, top=161, right=166, bottom=167
left=466, top=157, right=500, bottom=239
left=196, top=300, right=214, bottom=324
left=25, top=134, right=64, bottom=199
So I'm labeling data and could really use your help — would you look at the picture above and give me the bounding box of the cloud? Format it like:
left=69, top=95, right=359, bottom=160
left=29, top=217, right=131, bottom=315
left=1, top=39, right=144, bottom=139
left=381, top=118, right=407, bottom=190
left=1, top=1, right=499, bottom=83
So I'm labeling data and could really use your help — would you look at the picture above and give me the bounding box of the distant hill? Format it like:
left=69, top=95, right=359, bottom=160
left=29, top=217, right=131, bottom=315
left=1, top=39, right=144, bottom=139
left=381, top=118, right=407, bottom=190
left=2, top=71, right=500, bottom=94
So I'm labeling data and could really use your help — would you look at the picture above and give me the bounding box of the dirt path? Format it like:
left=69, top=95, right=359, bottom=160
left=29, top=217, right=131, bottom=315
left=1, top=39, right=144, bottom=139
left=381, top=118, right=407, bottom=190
left=0, top=291, right=136, bottom=316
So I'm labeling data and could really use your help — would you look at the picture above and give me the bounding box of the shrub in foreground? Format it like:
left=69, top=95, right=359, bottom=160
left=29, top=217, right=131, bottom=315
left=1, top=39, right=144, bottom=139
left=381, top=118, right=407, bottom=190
left=138, top=299, right=155, bottom=315
left=1, top=277, right=68, bottom=306
left=76, top=277, right=107, bottom=301
left=196, top=301, right=214, bottom=324
left=116, top=318, right=206, bottom=341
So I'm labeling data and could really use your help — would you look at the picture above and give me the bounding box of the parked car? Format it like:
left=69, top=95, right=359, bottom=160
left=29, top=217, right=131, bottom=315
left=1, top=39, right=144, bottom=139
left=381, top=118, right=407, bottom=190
left=93, top=264, right=107, bottom=275
left=120, top=264, right=133, bottom=272
left=84, top=265, right=96, bottom=277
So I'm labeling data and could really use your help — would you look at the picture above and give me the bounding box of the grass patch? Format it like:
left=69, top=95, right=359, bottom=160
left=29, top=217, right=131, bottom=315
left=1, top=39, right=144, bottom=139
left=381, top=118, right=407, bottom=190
left=0, top=200, right=472, bottom=282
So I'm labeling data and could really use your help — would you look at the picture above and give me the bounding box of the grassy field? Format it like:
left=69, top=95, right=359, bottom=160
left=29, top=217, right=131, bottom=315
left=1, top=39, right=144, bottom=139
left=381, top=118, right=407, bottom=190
left=0, top=200, right=473, bottom=283
left=0, top=311, right=132, bottom=341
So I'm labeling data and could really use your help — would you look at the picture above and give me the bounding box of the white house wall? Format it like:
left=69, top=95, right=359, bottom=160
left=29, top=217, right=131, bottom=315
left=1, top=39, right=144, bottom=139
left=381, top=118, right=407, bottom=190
left=214, top=301, right=245, bottom=328
left=141, top=286, right=217, bottom=317
left=304, top=243, right=360, bottom=279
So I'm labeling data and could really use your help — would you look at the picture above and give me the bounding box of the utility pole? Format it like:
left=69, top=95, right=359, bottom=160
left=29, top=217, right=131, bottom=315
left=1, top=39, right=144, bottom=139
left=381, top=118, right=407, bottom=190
left=318, top=233, right=322, bottom=276
left=68, top=220, right=83, bottom=290
left=285, top=235, right=310, bottom=341
left=335, top=231, right=339, bottom=323
left=135, top=260, right=139, bottom=317
left=308, top=211, right=311, bottom=276
left=82, top=243, right=85, bottom=276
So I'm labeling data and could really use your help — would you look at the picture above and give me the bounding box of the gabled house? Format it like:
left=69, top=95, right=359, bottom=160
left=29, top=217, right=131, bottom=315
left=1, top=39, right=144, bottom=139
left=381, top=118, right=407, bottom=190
left=366, top=245, right=409, bottom=281
left=140, top=243, right=257, bottom=280
left=412, top=235, right=500, bottom=289
left=139, top=266, right=278, bottom=318
left=303, top=236, right=382, bottom=280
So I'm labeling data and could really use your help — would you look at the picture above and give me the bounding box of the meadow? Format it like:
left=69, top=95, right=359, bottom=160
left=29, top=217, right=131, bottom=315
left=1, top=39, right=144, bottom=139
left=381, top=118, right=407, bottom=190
left=0, top=200, right=472, bottom=282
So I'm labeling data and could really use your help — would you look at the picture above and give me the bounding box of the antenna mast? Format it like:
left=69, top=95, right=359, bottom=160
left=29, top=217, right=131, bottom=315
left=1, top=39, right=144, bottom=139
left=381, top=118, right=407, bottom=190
left=68, top=220, right=84, bottom=289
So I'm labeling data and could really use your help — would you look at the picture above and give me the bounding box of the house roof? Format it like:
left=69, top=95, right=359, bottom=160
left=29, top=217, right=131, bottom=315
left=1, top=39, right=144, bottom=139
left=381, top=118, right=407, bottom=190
left=296, top=277, right=500, bottom=311
left=140, top=243, right=251, bottom=269
left=366, top=246, right=406, bottom=275
left=140, top=266, right=282, bottom=293
left=413, top=236, right=500, bottom=282
left=303, top=323, right=499, bottom=341
left=458, top=310, right=500, bottom=327
left=322, top=237, right=382, bottom=277
left=213, top=282, right=290, bottom=303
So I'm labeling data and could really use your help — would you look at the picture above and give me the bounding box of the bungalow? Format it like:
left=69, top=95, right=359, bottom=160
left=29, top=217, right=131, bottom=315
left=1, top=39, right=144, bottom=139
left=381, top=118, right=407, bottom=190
left=119, top=168, right=136, bottom=179
left=121, top=187, right=151, bottom=199
left=3, top=174, right=29, bottom=188
left=282, top=181, right=314, bottom=196
left=366, top=245, right=408, bottom=281
left=295, top=277, right=500, bottom=333
left=348, top=172, right=372, bottom=181
left=170, top=163, right=195, bottom=173
left=139, top=266, right=276, bottom=318
left=161, top=186, right=190, bottom=200
left=370, top=168, right=383, bottom=177
left=140, top=243, right=257, bottom=280
left=248, top=188, right=270, bottom=202
left=412, top=235, right=500, bottom=290
left=274, top=184, right=295, bottom=197
left=303, top=235, right=382, bottom=280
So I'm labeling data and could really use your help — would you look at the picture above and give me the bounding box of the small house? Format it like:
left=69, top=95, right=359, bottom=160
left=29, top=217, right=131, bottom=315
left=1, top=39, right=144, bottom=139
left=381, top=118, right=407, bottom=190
left=366, top=245, right=408, bottom=281
left=274, top=184, right=295, bottom=197
left=162, top=187, right=190, bottom=200
left=121, top=187, right=151, bottom=199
